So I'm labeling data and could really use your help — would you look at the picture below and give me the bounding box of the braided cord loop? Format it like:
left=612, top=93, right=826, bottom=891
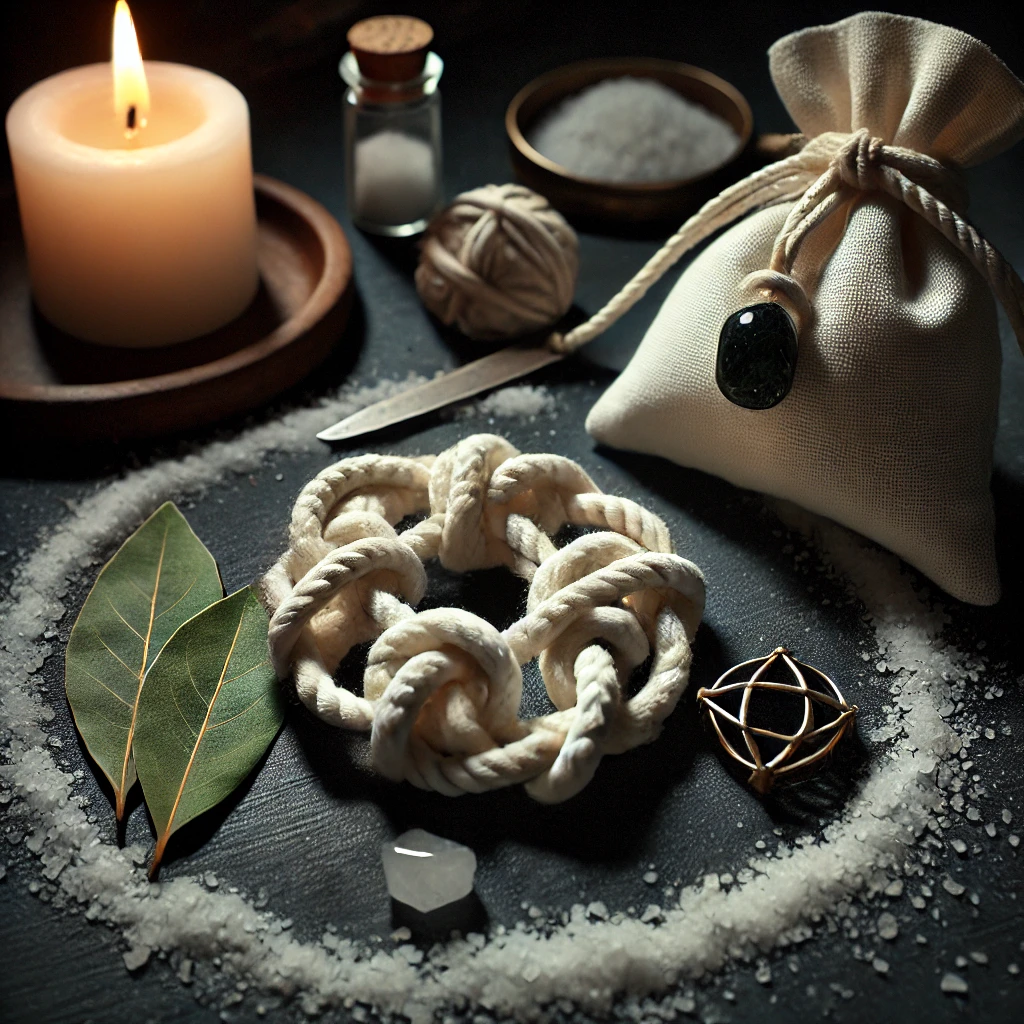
left=263, top=434, right=706, bottom=802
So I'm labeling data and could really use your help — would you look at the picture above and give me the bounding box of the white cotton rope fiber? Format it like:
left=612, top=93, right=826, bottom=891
left=262, top=432, right=706, bottom=802
left=414, top=184, right=580, bottom=341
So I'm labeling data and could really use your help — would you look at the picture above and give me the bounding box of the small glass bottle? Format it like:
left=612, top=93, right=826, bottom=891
left=340, top=16, right=443, bottom=237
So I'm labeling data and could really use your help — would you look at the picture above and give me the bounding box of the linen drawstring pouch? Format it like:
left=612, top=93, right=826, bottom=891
left=582, top=11, right=1024, bottom=605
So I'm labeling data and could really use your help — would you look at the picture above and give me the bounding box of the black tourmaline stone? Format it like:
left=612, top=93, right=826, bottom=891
left=715, top=302, right=799, bottom=410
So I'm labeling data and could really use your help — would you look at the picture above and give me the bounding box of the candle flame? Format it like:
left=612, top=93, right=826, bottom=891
left=112, top=1, right=150, bottom=139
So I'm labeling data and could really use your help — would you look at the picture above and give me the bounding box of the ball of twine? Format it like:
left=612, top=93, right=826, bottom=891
left=414, top=183, right=579, bottom=341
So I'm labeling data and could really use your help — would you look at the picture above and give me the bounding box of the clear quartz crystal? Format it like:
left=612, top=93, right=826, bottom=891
left=381, top=828, right=476, bottom=913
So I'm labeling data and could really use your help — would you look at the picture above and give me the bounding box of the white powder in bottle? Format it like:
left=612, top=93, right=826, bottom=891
left=528, top=76, right=740, bottom=183
left=353, top=130, right=438, bottom=227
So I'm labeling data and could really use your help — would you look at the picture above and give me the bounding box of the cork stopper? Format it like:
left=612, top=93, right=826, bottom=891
left=347, top=16, right=433, bottom=82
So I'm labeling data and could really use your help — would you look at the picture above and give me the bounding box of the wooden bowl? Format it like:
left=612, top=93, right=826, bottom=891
left=0, top=174, right=353, bottom=442
left=506, top=58, right=754, bottom=226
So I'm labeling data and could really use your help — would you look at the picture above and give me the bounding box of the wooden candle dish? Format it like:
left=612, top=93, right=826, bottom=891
left=0, top=174, right=353, bottom=442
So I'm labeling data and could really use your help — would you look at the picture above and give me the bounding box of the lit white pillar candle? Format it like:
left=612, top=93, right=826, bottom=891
left=4, top=2, right=258, bottom=347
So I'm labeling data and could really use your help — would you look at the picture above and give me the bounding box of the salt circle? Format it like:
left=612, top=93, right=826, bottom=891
left=0, top=379, right=994, bottom=1021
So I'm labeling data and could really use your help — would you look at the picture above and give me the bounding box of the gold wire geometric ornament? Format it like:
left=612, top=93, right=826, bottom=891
left=696, top=647, right=858, bottom=795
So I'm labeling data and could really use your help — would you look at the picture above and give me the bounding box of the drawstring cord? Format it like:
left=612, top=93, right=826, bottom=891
left=547, top=128, right=1024, bottom=356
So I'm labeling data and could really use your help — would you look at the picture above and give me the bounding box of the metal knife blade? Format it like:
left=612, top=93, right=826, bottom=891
left=317, top=344, right=565, bottom=442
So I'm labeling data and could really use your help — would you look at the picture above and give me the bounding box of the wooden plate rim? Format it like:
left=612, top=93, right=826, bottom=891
left=0, top=173, right=352, bottom=404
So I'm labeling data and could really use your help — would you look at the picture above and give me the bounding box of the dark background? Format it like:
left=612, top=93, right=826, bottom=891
left=2, top=2, right=1023, bottom=1023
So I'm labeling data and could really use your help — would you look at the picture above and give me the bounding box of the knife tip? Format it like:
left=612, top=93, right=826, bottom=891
left=316, top=427, right=350, bottom=442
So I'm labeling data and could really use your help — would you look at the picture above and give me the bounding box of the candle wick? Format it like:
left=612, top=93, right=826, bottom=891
left=126, top=105, right=137, bottom=132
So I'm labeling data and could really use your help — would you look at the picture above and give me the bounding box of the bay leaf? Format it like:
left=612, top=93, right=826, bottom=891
left=65, top=502, right=223, bottom=819
left=133, top=586, right=284, bottom=876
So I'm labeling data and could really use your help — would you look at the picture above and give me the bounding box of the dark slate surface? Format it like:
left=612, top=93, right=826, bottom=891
left=2, top=2, right=1024, bottom=1023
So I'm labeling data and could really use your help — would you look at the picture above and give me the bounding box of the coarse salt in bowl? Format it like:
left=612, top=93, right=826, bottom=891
left=506, top=57, right=753, bottom=225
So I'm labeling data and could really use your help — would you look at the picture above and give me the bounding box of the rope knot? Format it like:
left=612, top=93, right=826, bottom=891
left=367, top=609, right=527, bottom=795
left=734, top=126, right=1020, bottom=338
left=263, top=434, right=707, bottom=802
left=834, top=129, right=886, bottom=191
left=429, top=433, right=521, bottom=572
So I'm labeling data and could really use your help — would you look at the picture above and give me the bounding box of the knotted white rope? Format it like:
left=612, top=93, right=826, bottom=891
left=262, top=433, right=706, bottom=802
left=547, top=128, right=1024, bottom=356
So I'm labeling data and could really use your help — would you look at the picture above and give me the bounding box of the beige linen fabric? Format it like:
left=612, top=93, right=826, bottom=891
left=586, top=12, right=1024, bottom=605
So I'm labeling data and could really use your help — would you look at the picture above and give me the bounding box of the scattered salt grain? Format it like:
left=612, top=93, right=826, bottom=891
left=872, top=957, right=889, bottom=975
left=942, top=877, right=966, bottom=897
left=985, top=823, right=997, bottom=838
left=1010, top=835, right=1020, bottom=848
left=643, top=871, right=658, bottom=885
left=470, top=385, right=556, bottom=420
left=400, top=944, right=424, bottom=966
left=1003, top=809, right=1013, bottom=824
left=877, top=913, right=899, bottom=940
left=940, top=973, right=968, bottom=995
left=951, top=839, right=968, bottom=855
left=969, top=951, right=988, bottom=965
left=528, top=76, right=739, bottom=184
left=640, top=905, right=662, bottom=924
left=123, top=945, right=151, bottom=971
left=884, top=879, right=903, bottom=897
left=755, top=964, right=772, bottom=985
